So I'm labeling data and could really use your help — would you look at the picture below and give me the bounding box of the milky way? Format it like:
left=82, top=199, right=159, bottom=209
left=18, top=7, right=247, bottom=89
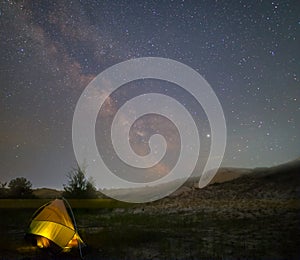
left=0, top=1, right=299, bottom=188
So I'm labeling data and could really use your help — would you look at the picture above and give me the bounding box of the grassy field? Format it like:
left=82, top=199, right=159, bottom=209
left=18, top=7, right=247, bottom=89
left=0, top=198, right=131, bottom=209
left=0, top=198, right=299, bottom=259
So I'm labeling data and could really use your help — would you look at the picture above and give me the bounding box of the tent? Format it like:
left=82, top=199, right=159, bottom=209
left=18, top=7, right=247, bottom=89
left=26, top=198, right=85, bottom=257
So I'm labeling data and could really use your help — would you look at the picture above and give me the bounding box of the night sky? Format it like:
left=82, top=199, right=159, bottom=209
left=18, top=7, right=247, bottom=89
left=0, top=0, right=299, bottom=189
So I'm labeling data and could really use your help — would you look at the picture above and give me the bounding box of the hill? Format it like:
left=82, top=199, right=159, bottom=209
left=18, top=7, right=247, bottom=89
left=32, top=158, right=300, bottom=201
left=139, top=158, right=300, bottom=214
left=174, top=158, right=300, bottom=196
left=32, top=188, right=62, bottom=199
left=105, top=158, right=300, bottom=202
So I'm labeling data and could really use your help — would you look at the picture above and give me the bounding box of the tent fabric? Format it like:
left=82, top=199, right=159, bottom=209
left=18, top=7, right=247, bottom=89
left=28, top=220, right=75, bottom=248
left=32, top=199, right=74, bottom=227
left=27, top=199, right=84, bottom=250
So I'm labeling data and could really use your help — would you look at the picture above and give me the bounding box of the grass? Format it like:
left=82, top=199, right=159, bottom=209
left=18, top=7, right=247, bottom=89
left=0, top=198, right=132, bottom=209
left=0, top=198, right=299, bottom=259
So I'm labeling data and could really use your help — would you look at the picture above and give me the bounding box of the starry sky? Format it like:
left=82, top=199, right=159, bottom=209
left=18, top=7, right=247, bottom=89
left=0, top=0, right=299, bottom=189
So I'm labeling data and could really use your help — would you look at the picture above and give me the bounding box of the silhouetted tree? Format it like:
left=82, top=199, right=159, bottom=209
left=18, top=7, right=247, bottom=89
left=63, top=165, right=98, bottom=198
left=0, top=181, right=8, bottom=198
left=8, top=177, right=34, bottom=198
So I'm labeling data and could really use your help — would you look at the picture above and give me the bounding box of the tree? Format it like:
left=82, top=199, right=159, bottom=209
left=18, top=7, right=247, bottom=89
left=0, top=181, right=8, bottom=198
left=8, top=177, right=33, bottom=198
left=63, top=165, right=98, bottom=199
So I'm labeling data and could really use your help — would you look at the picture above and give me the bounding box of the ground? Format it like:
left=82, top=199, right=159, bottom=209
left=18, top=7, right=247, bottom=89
left=0, top=196, right=299, bottom=260
left=1, top=163, right=300, bottom=259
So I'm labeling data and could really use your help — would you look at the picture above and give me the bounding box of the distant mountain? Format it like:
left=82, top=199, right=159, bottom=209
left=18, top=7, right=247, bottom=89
left=175, top=157, right=300, bottom=200
left=252, top=157, right=300, bottom=178
left=103, top=158, right=300, bottom=201
left=198, top=167, right=252, bottom=185
left=133, top=158, right=300, bottom=216
left=33, top=188, right=62, bottom=199
left=189, top=157, right=300, bottom=187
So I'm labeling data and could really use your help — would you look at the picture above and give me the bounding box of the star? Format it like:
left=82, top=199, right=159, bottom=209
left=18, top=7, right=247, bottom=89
left=0, top=0, right=299, bottom=188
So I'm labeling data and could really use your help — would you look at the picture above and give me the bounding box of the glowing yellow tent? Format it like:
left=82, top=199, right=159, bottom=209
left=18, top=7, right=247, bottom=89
left=26, top=198, right=85, bottom=256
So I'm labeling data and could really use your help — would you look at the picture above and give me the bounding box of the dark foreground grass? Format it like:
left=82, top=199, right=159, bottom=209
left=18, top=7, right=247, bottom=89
left=0, top=199, right=299, bottom=259
left=76, top=209, right=300, bottom=259
left=0, top=198, right=131, bottom=209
